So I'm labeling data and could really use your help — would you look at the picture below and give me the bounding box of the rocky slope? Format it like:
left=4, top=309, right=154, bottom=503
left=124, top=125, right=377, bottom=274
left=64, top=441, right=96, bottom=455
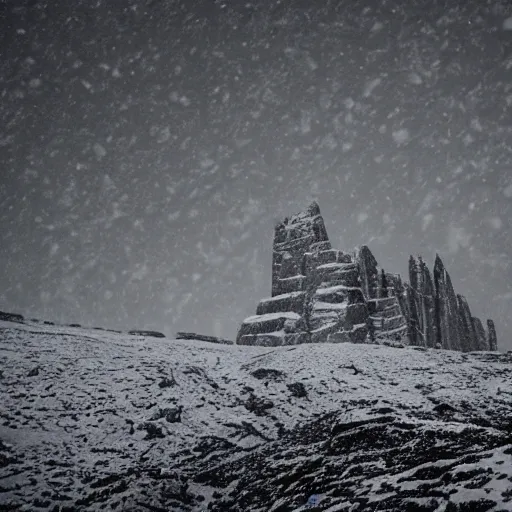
left=1, top=316, right=511, bottom=511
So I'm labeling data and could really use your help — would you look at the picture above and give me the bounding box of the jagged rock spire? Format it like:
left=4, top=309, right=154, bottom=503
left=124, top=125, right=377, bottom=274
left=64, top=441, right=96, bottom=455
left=237, top=203, right=497, bottom=351
left=487, top=319, right=498, bottom=351
left=271, top=202, right=331, bottom=297
left=357, top=246, right=379, bottom=300
left=306, top=200, right=321, bottom=216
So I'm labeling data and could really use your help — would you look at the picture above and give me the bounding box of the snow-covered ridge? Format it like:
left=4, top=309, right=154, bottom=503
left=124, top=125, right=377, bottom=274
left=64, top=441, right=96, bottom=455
left=1, top=316, right=511, bottom=511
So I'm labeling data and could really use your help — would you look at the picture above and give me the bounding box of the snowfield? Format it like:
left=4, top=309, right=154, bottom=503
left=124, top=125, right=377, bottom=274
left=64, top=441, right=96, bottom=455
left=1, top=318, right=512, bottom=511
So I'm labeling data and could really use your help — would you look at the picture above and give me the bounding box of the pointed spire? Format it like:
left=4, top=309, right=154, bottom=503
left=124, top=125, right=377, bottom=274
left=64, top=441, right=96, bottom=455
left=306, top=201, right=321, bottom=217
left=487, top=319, right=498, bottom=351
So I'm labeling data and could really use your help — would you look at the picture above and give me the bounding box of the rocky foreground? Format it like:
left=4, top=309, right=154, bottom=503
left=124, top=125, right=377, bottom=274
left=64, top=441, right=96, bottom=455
left=1, top=318, right=512, bottom=511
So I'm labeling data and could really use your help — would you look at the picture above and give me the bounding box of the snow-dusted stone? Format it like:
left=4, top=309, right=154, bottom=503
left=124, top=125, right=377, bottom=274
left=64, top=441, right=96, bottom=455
left=238, top=332, right=284, bottom=346
left=316, top=263, right=360, bottom=288
left=237, top=203, right=497, bottom=351
left=314, top=285, right=364, bottom=305
left=316, top=249, right=339, bottom=265
left=328, top=323, right=368, bottom=344
left=128, top=329, right=166, bottom=338
left=276, top=275, right=306, bottom=294
left=279, top=251, right=301, bottom=279
left=488, top=319, right=498, bottom=351
left=284, top=332, right=311, bottom=345
left=327, top=331, right=352, bottom=343
left=356, top=245, right=379, bottom=300
left=256, top=292, right=306, bottom=316
left=377, top=314, right=407, bottom=332
left=345, top=303, right=369, bottom=325
left=0, top=310, right=24, bottom=323
left=337, top=251, right=353, bottom=263
left=472, top=316, right=488, bottom=351
left=237, top=312, right=302, bottom=343
left=310, top=322, right=340, bottom=343
left=309, top=240, right=332, bottom=252
left=271, top=201, right=331, bottom=298
left=175, top=332, right=234, bottom=344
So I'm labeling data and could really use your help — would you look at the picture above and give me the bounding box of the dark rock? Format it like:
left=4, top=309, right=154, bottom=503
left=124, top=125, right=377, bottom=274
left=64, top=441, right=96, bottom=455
left=256, top=293, right=305, bottom=316
left=158, top=376, right=176, bottom=389
left=27, top=367, right=40, bottom=377
left=433, top=255, right=462, bottom=351
left=244, top=394, right=274, bottom=416
left=150, top=406, right=183, bottom=423
left=128, top=330, right=166, bottom=338
left=137, top=422, right=165, bottom=440
left=487, top=319, right=498, bottom=351
left=251, top=368, right=286, bottom=381
left=445, top=499, right=497, bottom=512
left=357, top=245, right=379, bottom=300
left=433, top=403, right=457, bottom=415
left=126, top=419, right=135, bottom=435
left=343, top=363, right=360, bottom=375
left=175, top=331, right=233, bottom=344
left=192, top=436, right=237, bottom=458
left=158, top=370, right=177, bottom=388
left=287, top=382, right=308, bottom=398
left=0, top=311, right=24, bottom=323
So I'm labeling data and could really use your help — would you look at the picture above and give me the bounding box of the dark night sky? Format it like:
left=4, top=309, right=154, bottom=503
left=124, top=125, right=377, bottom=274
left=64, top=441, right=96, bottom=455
left=1, top=0, right=512, bottom=350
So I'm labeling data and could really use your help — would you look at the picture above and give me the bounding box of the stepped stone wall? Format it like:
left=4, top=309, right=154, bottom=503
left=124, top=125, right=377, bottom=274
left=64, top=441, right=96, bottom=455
left=237, top=203, right=498, bottom=352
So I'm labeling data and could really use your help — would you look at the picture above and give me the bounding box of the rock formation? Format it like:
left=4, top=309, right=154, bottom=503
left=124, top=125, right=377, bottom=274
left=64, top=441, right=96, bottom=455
left=237, top=203, right=497, bottom=352
left=176, top=332, right=234, bottom=345
left=237, top=202, right=368, bottom=346
left=487, top=319, right=498, bottom=351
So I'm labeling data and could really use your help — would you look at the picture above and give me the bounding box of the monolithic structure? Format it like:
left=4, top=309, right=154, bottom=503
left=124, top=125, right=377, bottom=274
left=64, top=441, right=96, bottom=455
left=237, top=202, right=497, bottom=351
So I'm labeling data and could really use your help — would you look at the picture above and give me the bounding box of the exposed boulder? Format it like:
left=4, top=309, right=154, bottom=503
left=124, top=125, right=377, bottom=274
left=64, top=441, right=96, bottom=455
left=137, top=422, right=165, bottom=440
left=150, top=406, right=183, bottom=423
left=251, top=368, right=286, bottom=381
left=457, top=295, right=483, bottom=352
left=128, top=330, right=166, bottom=338
left=0, top=311, right=24, bottom=323
left=27, top=366, right=40, bottom=377
left=287, top=382, right=308, bottom=399
left=244, top=394, right=274, bottom=416
left=176, top=332, right=233, bottom=345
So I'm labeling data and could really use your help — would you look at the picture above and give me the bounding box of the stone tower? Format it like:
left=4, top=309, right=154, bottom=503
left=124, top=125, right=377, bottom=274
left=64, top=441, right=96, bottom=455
left=236, top=203, right=497, bottom=352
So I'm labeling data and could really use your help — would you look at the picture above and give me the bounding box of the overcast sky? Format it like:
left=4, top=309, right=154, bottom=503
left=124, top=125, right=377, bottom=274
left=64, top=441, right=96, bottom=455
left=1, top=0, right=512, bottom=350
